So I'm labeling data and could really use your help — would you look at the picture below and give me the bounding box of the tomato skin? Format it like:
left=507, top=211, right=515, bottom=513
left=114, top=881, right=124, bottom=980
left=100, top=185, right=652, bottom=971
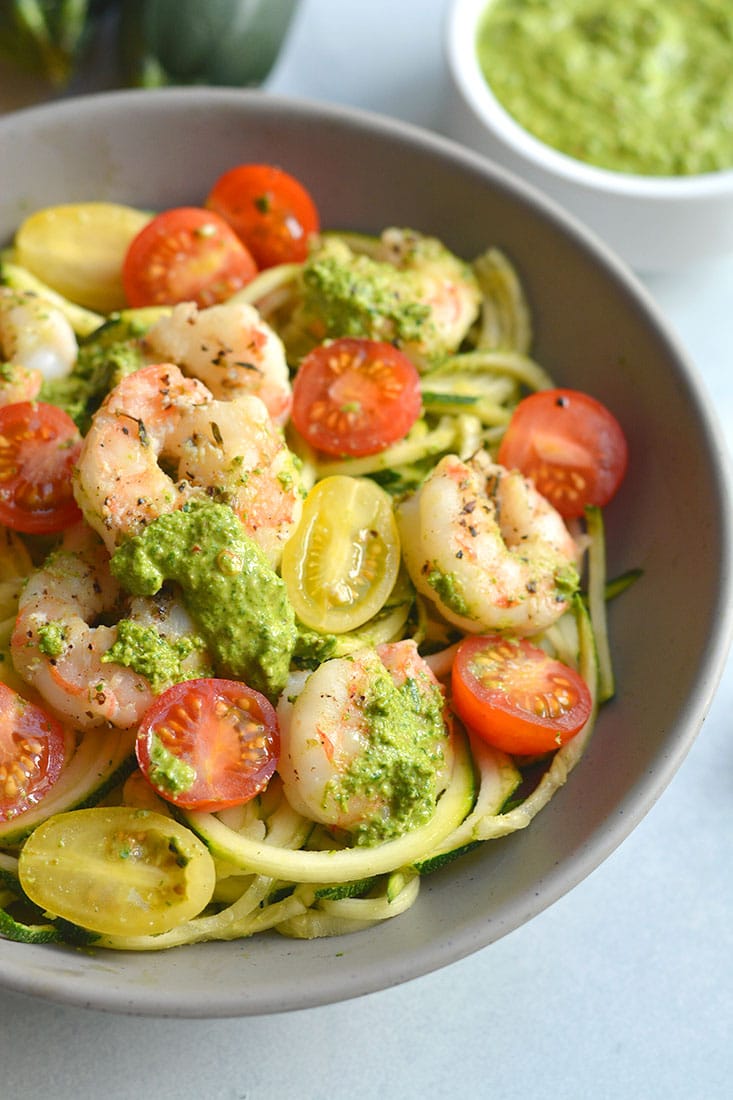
left=291, top=337, right=422, bottom=457
left=450, top=635, right=592, bottom=756
left=136, top=678, right=280, bottom=812
left=0, top=401, right=83, bottom=534
left=122, top=206, right=257, bottom=308
left=206, top=163, right=320, bottom=268
left=0, top=683, right=67, bottom=821
left=497, top=388, right=628, bottom=518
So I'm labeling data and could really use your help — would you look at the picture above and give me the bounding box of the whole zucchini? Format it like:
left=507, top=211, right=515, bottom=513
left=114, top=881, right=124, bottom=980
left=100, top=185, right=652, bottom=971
left=0, top=0, right=113, bottom=85
left=119, top=0, right=299, bottom=88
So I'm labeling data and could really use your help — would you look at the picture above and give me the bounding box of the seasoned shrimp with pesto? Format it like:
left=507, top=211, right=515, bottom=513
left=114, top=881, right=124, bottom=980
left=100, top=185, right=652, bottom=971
left=397, top=449, right=580, bottom=635
left=10, top=524, right=211, bottom=731
left=73, top=361, right=303, bottom=566
left=291, top=229, right=481, bottom=367
left=277, top=640, right=453, bottom=845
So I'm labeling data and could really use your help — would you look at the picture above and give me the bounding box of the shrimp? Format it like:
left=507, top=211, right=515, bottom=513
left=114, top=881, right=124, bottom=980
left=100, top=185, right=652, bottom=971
left=10, top=526, right=154, bottom=729
left=73, top=362, right=302, bottom=567
left=0, top=287, right=77, bottom=385
left=276, top=640, right=453, bottom=845
left=397, top=449, right=580, bottom=636
left=11, top=527, right=212, bottom=731
left=142, top=300, right=292, bottom=425
left=0, top=363, right=42, bottom=407
left=378, top=228, right=481, bottom=365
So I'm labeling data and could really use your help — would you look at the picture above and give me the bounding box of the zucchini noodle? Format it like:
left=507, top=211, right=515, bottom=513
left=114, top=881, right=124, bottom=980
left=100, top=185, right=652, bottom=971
left=0, top=221, right=635, bottom=951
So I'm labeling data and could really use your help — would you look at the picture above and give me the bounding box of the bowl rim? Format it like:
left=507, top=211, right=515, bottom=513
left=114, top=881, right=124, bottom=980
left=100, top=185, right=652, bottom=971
left=0, top=86, right=732, bottom=1017
left=445, top=0, right=733, bottom=198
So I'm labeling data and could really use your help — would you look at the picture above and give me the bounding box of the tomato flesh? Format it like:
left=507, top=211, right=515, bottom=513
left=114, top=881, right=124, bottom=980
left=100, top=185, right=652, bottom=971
left=0, top=401, right=82, bottom=534
left=122, top=206, right=257, bottom=308
left=18, top=807, right=216, bottom=936
left=281, top=475, right=401, bottom=634
left=0, top=683, right=67, bottom=821
left=207, top=163, right=320, bottom=268
left=291, top=337, right=422, bottom=457
left=451, top=635, right=592, bottom=755
left=136, top=678, right=279, bottom=811
left=497, top=388, right=628, bottom=518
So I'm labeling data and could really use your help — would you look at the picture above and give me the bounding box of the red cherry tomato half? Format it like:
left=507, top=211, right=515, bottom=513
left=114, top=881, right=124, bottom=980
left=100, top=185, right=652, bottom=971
left=291, top=337, right=422, bottom=457
left=0, top=401, right=83, bottom=534
left=0, top=683, right=67, bottom=821
left=206, top=163, right=320, bottom=268
left=136, top=678, right=280, bottom=812
left=497, top=388, right=628, bottom=518
left=451, top=634, right=592, bottom=756
left=122, top=207, right=257, bottom=308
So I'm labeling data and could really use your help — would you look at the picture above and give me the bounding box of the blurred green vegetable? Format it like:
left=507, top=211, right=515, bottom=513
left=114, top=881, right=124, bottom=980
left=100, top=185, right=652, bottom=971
left=0, top=0, right=111, bottom=86
left=119, top=0, right=298, bottom=88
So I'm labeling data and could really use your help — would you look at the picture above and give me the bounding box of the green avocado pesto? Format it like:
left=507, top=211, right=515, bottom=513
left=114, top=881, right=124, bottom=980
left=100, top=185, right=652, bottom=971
left=147, top=735, right=197, bottom=796
left=426, top=568, right=471, bottom=618
left=110, top=501, right=296, bottom=699
left=302, top=241, right=430, bottom=346
left=36, top=621, right=67, bottom=659
left=102, top=619, right=210, bottom=694
left=476, top=0, right=733, bottom=176
left=329, top=660, right=448, bottom=847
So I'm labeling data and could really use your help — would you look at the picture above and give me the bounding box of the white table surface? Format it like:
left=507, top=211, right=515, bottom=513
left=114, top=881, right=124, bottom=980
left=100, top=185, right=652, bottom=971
left=1, top=2, right=732, bottom=1097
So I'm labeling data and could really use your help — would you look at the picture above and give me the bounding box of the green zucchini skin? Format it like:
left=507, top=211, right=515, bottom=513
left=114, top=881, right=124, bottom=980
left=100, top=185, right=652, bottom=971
left=119, top=0, right=298, bottom=88
left=0, top=0, right=113, bottom=86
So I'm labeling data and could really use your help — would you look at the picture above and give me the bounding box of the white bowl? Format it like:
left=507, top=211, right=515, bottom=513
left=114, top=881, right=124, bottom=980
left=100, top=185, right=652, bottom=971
left=444, top=0, right=733, bottom=273
left=0, top=88, right=731, bottom=1017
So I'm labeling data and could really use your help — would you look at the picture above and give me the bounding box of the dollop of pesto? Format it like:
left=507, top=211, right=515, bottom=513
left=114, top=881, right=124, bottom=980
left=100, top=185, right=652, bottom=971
left=330, top=660, right=449, bottom=846
left=476, top=0, right=733, bottom=176
left=426, top=567, right=471, bottom=618
left=36, top=621, right=67, bottom=659
left=147, top=736, right=197, bottom=796
left=102, top=619, right=210, bottom=693
left=110, top=501, right=296, bottom=699
left=299, top=236, right=430, bottom=338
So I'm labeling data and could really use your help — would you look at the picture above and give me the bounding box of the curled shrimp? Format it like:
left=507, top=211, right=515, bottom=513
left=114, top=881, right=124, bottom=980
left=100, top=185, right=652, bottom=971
left=276, top=640, right=453, bottom=845
left=142, top=300, right=292, bottom=425
left=10, top=527, right=211, bottom=731
left=378, top=228, right=481, bottom=365
left=10, top=526, right=153, bottom=729
left=0, top=288, right=77, bottom=394
left=397, top=449, right=580, bottom=636
left=73, top=362, right=303, bottom=567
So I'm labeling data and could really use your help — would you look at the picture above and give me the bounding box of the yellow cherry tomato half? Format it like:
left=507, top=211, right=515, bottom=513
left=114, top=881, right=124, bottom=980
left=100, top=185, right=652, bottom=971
left=18, top=806, right=216, bottom=937
left=14, top=202, right=152, bottom=313
left=281, top=475, right=401, bottom=634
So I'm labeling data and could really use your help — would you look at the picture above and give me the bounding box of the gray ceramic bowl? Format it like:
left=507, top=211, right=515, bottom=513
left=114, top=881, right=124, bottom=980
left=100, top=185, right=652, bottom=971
left=0, top=88, right=731, bottom=1018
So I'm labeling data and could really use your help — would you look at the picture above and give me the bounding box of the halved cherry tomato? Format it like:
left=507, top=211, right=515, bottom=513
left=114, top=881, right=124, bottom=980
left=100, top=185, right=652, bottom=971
left=122, top=206, right=257, bottom=308
left=291, top=337, right=422, bottom=457
left=0, top=683, right=67, bottom=821
left=280, top=475, right=401, bottom=633
left=497, top=388, right=628, bottom=518
left=206, top=163, right=320, bottom=268
left=0, top=401, right=82, bottom=534
left=19, top=806, right=216, bottom=937
left=136, top=678, right=279, bottom=812
left=451, top=635, right=592, bottom=755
